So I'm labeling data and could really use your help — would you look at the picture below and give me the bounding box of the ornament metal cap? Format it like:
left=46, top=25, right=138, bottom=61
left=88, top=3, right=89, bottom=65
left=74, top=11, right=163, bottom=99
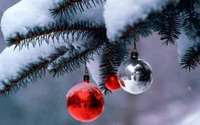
left=83, top=75, right=90, bottom=83
left=131, top=51, right=139, bottom=59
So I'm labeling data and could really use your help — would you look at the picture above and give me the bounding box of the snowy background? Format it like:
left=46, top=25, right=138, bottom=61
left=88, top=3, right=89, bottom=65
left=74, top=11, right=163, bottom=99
left=1, top=1, right=200, bottom=125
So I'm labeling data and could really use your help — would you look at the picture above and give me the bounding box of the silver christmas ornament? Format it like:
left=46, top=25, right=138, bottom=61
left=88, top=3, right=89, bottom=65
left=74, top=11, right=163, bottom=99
left=118, top=52, right=153, bottom=94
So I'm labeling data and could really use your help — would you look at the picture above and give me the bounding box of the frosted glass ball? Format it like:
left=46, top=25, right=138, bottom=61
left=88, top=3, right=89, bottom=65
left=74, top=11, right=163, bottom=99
left=118, top=58, right=153, bottom=94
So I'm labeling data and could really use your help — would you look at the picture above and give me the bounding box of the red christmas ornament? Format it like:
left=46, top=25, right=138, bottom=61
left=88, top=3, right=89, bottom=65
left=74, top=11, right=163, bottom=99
left=105, top=73, right=121, bottom=91
left=66, top=82, right=104, bottom=122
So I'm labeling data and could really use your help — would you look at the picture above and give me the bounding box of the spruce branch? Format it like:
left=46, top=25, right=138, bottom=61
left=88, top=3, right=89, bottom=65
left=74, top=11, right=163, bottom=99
left=119, top=22, right=147, bottom=40
left=99, top=41, right=129, bottom=95
left=181, top=45, right=200, bottom=71
left=49, top=32, right=108, bottom=77
left=50, top=0, right=105, bottom=18
left=177, top=1, right=200, bottom=71
left=158, top=14, right=181, bottom=45
left=182, top=11, right=200, bottom=42
left=177, top=0, right=197, bottom=12
left=0, top=46, right=72, bottom=96
left=149, top=3, right=181, bottom=45
left=6, top=21, right=106, bottom=49
left=119, top=2, right=183, bottom=44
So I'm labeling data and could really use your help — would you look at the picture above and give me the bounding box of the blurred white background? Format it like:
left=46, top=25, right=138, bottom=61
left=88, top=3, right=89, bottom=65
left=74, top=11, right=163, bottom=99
left=1, top=1, right=200, bottom=125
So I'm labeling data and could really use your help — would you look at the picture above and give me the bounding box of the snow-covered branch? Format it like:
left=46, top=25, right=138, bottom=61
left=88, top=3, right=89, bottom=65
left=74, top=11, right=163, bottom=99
left=104, top=0, right=179, bottom=40
left=0, top=40, right=72, bottom=95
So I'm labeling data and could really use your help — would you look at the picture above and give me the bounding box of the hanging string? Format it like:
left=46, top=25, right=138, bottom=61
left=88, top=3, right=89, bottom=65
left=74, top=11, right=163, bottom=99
left=85, top=61, right=89, bottom=75
left=109, top=48, right=114, bottom=67
left=133, top=41, right=137, bottom=52
left=131, top=41, right=139, bottom=59
left=84, top=61, right=90, bottom=83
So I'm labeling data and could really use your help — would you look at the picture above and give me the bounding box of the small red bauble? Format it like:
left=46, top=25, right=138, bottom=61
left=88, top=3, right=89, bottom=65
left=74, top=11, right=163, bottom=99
left=66, top=82, right=104, bottom=122
left=105, top=73, right=121, bottom=91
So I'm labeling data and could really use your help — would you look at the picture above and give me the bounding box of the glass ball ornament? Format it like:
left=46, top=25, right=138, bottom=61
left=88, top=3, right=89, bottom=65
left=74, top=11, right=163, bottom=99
left=118, top=52, right=153, bottom=94
left=105, top=73, right=120, bottom=91
left=66, top=82, right=104, bottom=122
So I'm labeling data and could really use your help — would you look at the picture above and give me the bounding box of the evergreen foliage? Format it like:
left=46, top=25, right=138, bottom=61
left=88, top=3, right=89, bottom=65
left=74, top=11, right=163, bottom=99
left=1, top=0, right=200, bottom=95
left=99, top=41, right=129, bottom=94
left=0, top=46, right=72, bottom=96
left=6, top=20, right=105, bottom=49
left=181, top=45, right=200, bottom=71
left=49, top=31, right=108, bottom=77
left=50, top=0, right=105, bottom=18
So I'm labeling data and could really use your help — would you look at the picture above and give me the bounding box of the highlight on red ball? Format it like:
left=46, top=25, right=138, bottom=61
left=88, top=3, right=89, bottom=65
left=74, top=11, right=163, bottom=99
left=105, top=73, right=121, bottom=91
left=66, top=82, right=104, bottom=122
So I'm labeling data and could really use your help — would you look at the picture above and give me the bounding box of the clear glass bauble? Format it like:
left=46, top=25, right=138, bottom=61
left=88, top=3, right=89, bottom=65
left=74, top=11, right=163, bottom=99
left=118, top=58, right=153, bottom=94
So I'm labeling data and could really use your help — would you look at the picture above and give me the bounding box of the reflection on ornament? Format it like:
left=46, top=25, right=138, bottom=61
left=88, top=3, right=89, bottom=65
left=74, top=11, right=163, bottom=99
left=66, top=82, right=104, bottom=122
left=118, top=57, right=153, bottom=94
left=119, top=78, right=125, bottom=87
left=105, top=73, right=120, bottom=91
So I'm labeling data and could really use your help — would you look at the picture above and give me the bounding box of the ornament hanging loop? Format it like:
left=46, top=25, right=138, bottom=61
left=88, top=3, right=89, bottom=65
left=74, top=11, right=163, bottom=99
left=84, top=61, right=90, bottom=83
left=131, top=41, right=139, bottom=59
left=133, top=41, right=137, bottom=52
